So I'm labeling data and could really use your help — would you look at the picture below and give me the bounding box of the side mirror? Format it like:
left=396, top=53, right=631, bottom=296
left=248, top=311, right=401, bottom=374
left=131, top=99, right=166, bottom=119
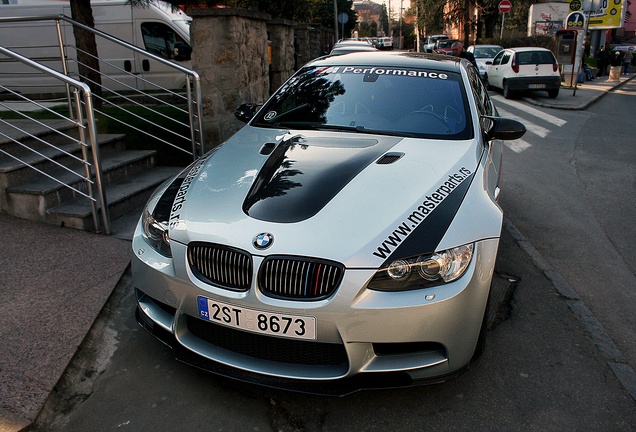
left=234, top=103, right=262, bottom=123
left=483, top=116, right=526, bottom=141
left=173, top=41, right=192, bottom=61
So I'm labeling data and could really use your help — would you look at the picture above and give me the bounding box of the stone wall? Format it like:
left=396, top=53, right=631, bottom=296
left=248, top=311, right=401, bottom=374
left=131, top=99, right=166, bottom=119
left=188, top=7, right=271, bottom=148
left=188, top=9, right=333, bottom=149
left=267, top=19, right=296, bottom=94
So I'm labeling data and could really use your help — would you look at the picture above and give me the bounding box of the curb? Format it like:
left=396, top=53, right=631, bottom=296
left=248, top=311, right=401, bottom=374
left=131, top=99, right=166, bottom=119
left=522, top=74, right=636, bottom=110
left=503, top=219, right=636, bottom=403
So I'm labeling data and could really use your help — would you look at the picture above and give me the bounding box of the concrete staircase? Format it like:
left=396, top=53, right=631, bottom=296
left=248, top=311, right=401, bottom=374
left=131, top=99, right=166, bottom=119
left=0, top=119, right=181, bottom=235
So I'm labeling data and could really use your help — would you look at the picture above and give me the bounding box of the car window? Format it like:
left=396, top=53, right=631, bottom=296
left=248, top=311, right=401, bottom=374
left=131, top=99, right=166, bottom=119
left=501, top=53, right=511, bottom=65
left=253, top=65, right=473, bottom=140
left=473, top=47, right=503, bottom=58
left=141, top=22, right=190, bottom=60
left=492, top=51, right=504, bottom=65
left=516, top=51, right=556, bottom=65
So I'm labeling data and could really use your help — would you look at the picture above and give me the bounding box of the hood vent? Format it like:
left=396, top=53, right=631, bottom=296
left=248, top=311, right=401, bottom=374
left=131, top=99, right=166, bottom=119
left=376, top=152, right=404, bottom=165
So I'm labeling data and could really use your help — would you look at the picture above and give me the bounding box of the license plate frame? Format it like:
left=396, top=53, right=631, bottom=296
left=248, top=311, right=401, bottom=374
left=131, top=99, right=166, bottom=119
left=197, top=296, right=316, bottom=340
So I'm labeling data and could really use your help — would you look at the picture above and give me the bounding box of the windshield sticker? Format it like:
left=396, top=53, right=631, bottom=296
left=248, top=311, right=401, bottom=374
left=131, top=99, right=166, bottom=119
left=312, top=66, right=448, bottom=80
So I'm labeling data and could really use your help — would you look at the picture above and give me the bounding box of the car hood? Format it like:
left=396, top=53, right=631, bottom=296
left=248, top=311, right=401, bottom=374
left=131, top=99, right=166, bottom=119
left=166, top=126, right=488, bottom=268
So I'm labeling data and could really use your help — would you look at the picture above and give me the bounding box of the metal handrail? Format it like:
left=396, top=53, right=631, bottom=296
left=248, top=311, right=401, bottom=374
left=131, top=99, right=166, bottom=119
left=0, top=44, right=109, bottom=234
left=0, top=14, right=207, bottom=235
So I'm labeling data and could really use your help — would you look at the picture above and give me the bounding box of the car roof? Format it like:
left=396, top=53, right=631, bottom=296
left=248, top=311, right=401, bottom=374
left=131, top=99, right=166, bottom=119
left=469, top=44, right=503, bottom=48
left=307, top=51, right=464, bottom=73
left=330, top=46, right=379, bottom=55
left=504, top=47, right=552, bottom=52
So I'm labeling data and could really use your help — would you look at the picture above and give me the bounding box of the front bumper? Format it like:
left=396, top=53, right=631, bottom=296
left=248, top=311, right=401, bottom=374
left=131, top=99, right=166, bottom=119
left=132, top=227, right=499, bottom=395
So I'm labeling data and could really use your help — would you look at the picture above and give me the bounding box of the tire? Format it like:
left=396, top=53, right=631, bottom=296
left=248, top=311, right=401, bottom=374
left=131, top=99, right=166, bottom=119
left=547, top=88, right=559, bottom=98
left=502, top=82, right=513, bottom=99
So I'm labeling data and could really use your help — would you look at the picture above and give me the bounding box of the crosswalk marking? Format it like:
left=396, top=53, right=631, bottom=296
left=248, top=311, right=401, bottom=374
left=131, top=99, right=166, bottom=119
left=491, top=94, right=567, bottom=127
left=505, top=139, right=532, bottom=153
left=497, top=107, right=551, bottom=138
left=490, top=95, right=568, bottom=153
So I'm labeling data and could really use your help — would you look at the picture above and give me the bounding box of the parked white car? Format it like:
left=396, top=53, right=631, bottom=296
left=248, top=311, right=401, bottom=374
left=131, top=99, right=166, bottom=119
left=486, top=47, right=561, bottom=99
left=378, top=37, right=393, bottom=50
left=466, top=44, right=503, bottom=80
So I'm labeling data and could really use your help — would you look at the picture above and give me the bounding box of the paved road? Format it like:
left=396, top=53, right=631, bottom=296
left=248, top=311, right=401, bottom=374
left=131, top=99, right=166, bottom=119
left=496, top=81, right=636, bottom=384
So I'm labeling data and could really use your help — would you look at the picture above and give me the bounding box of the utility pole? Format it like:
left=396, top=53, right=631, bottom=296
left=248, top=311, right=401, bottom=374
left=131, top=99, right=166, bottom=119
left=334, top=0, right=339, bottom=41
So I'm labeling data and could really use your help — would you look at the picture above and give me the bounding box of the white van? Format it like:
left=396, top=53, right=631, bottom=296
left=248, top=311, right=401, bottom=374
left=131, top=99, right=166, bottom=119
left=0, top=0, right=192, bottom=94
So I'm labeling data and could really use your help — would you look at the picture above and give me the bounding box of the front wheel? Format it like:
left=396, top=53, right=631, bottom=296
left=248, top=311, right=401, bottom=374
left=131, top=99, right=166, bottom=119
left=547, top=88, right=559, bottom=98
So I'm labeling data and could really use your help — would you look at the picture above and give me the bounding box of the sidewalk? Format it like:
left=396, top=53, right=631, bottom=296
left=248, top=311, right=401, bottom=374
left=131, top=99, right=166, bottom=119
left=0, top=73, right=633, bottom=432
left=521, top=72, right=635, bottom=109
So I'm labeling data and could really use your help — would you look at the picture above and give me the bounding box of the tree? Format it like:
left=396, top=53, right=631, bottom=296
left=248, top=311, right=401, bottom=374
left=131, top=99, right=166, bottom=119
left=69, top=0, right=102, bottom=109
left=379, top=4, right=389, bottom=36
left=412, top=0, right=444, bottom=36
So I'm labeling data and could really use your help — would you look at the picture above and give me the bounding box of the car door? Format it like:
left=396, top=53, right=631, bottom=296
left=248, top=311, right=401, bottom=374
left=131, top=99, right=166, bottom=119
left=490, top=51, right=511, bottom=89
left=487, top=50, right=505, bottom=88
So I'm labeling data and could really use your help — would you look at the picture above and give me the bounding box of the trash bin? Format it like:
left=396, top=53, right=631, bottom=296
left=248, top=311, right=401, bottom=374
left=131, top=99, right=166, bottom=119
left=609, top=65, right=621, bottom=81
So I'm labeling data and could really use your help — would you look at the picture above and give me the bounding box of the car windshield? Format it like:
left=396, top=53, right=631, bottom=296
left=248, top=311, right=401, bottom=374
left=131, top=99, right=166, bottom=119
left=473, top=46, right=502, bottom=58
left=516, top=51, right=556, bottom=65
left=438, top=40, right=455, bottom=48
left=252, top=65, right=472, bottom=140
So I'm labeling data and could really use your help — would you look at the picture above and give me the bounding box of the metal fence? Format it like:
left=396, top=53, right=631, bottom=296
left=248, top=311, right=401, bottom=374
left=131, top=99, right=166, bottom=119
left=0, top=15, right=205, bottom=235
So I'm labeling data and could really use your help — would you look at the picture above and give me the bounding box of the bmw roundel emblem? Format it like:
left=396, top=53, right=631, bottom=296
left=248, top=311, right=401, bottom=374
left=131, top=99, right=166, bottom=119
left=253, top=233, right=274, bottom=250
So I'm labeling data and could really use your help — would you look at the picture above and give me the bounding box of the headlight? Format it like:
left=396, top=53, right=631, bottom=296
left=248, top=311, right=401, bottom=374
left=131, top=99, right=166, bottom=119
left=141, top=207, right=172, bottom=257
left=367, top=243, right=474, bottom=291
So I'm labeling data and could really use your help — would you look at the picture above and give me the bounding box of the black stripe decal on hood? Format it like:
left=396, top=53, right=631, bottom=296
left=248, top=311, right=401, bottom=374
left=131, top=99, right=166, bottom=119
left=243, top=134, right=401, bottom=223
left=375, top=170, right=475, bottom=267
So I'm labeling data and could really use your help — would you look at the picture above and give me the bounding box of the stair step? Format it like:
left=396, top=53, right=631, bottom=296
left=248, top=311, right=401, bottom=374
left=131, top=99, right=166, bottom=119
left=0, top=119, right=82, bottom=155
left=5, top=150, right=159, bottom=220
left=0, top=134, right=125, bottom=173
left=48, top=166, right=182, bottom=231
left=0, top=134, right=126, bottom=190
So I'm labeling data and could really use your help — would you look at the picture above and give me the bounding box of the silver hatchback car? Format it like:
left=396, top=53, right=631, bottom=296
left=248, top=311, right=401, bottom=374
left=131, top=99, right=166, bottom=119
left=132, top=52, right=525, bottom=395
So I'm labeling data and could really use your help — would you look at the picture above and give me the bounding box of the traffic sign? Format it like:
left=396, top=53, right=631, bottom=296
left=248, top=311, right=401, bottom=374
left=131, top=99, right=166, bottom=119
left=499, top=0, right=512, bottom=13
left=566, top=11, right=586, bottom=29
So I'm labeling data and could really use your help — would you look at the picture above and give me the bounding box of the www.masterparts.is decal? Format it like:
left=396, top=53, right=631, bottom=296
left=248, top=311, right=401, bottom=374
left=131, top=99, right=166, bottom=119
left=372, top=166, right=472, bottom=260
left=168, top=157, right=208, bottom=230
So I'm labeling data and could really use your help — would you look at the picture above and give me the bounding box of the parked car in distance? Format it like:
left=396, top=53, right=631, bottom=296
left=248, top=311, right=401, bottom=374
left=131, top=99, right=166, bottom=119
left=423, top=34, right=449, bottom=52
left=433, top=39, right=461, bottom=55
left=377, top=36, right=393, bottom=50
left=466, top=44, right=503, bottom=80
left=133, top=51, right=527, bottom=395
left=330, top=45, right=379, bottom=56
left=486, top=47, right=561, bottom=99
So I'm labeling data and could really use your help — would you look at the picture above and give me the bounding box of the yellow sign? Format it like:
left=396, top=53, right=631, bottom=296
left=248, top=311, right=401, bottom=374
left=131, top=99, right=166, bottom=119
left=568, top=0, right=625, bottom=29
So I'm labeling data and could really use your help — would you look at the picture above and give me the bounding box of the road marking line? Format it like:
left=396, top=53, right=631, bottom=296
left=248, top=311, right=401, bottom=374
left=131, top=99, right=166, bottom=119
left=505, top=139, right=532, bottom=153
left=497, top=107, right=551, bottom=138
left=492, top=94, right=567, bottom=127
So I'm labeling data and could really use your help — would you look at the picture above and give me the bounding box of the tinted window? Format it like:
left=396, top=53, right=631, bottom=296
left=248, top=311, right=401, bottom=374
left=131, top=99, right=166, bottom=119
left=141, top=22, right=190, bottom=60
left=501, top=53, right=511, bottom=65
left=253, top=65, right=473, bottom=140
left=516, top=51, right=556, bottom=65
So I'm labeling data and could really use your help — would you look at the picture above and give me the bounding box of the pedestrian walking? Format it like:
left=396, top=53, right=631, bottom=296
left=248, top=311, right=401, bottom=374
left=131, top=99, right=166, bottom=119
left=623, top=49, right=633, bottom=75
left=596, top=46, right=609, bottom=78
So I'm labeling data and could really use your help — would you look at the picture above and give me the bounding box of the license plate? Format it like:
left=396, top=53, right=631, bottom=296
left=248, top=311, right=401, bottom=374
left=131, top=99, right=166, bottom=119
left=528, top=84, right=546, bottom=89
left=197, top=296, right=316, bottom=340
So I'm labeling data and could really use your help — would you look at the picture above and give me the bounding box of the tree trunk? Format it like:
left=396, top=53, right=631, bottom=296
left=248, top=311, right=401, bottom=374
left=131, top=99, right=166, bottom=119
left=69, top=0, right=102, bottom=110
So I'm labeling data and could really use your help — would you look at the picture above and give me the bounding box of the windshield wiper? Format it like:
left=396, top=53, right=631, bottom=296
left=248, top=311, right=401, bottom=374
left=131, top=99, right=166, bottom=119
left=308, top=124, right=416, bottom=138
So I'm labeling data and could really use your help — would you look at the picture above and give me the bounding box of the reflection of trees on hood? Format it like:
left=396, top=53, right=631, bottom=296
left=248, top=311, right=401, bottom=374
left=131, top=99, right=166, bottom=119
left=243, top=139, right=304, bottom=213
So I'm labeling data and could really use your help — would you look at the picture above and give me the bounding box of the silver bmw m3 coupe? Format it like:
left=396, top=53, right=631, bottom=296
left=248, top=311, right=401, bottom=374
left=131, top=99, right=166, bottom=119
left=132, top=51, right=525, bottom=395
